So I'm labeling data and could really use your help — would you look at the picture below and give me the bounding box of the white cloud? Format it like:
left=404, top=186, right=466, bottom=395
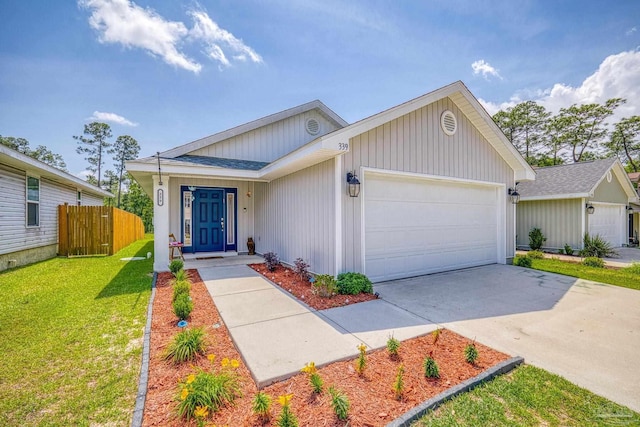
left=188, top=9, right=263, bottom=67
left=471, top=59, right=503, bottom=81
left=88, top=111, right=138, bottom=126
left=79, top=0, right=262, bottom=72
left=627, top=26, right=637, bottom=36
left=479, top=50, right=640, bottom=121
left=79, top=0, right=201, bottom=73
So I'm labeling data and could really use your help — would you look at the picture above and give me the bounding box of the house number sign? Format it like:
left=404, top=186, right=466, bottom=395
left=157, top=189, right=164, bottom=206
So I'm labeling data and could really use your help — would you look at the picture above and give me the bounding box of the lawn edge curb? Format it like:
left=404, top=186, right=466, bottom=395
left=386, top=356, right=525, bottom=427
left=131, top=271, right=157, bottom=427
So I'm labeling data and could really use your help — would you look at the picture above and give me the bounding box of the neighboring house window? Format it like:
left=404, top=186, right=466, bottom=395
left=77, top=191, right=82, bottom=206
left=26, top=176, right=40, bottom=227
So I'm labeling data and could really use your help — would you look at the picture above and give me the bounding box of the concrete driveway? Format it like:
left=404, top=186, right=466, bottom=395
left=375, top=264, right=640, bottom=412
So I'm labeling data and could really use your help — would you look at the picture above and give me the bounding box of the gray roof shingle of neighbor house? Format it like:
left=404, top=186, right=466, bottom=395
left=517, top=157, right=617, bottom=197
left=174, top=155, right=270, bottom=170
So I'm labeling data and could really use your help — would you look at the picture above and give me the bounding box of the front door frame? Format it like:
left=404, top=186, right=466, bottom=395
left=180, top=185, right=238, bottom=253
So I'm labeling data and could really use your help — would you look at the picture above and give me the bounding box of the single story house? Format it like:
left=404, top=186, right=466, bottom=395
left=0, top=144, right=113, bottom=271
left=516, top=158, right=638, bottom=251
left=127, top=81, right=535, bottom=282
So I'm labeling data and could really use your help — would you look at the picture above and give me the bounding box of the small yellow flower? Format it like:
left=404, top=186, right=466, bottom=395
left=221, top=357, right=230, bottom=367
left=186, top=374, right=195, bottom=384
left=230, top=359, right=240, bottom=369
left=194, top=405, right=209, bottom=419
left=301, top=361, right=316, bottom=375
left=180, top=388, right=189, bottom=400
left=207, top=354, right=216, bottom=363
left=358, top=343, right=367, bottom=353
left=278, top=393, right=293, bottom=406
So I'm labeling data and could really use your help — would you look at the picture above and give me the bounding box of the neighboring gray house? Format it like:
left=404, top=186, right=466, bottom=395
left=127, top=81, right=535, bottom=282
left=516, top=158, right=638, bottom=251
left=0, top=144, right=112, bottom=271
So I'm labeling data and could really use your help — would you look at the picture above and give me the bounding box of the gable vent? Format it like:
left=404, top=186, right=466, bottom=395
left=305, top=118, right=320, bottom=135
left=440, top=110, right=457, bottom=136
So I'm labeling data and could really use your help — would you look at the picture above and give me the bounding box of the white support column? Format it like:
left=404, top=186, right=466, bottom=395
left=153, top=174, right=170, bottom=272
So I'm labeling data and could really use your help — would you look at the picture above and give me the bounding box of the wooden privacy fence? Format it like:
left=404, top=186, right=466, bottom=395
left=58, top=204, right=145, bottom=256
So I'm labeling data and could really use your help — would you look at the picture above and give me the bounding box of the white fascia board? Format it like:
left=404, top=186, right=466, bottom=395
left=520, top=193, right=590, bottom=201
left=0, top=145, right=112, bottom=197
left=126, top=160, right=263, bottom=180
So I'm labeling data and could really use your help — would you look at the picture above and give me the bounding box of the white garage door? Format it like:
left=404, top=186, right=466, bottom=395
left=589, top=204, right=625, bottom=247
left=364, top=173, right=500, bottom=283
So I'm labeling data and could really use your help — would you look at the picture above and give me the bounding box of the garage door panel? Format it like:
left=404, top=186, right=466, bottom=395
left=588, top=204, right=625, bottom=247
left=364, top=174, right=499, bottom=282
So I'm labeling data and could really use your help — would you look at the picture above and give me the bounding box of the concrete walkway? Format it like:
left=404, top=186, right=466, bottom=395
left=198, top=265, right=436, bottom=387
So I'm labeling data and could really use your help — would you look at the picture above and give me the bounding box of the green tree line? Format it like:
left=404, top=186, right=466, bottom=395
left=492, top=98, right=640, bottom=170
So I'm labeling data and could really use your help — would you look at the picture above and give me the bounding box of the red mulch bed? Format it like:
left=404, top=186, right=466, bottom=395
left=248, top=264, right=378, bottom=310
left=143, top=270, right=510, bottom=426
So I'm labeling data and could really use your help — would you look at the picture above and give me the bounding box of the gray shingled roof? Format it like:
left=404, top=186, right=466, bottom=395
left=174, top=155, right=270, bottom=170
left=518, top=158, right=617, bottom=198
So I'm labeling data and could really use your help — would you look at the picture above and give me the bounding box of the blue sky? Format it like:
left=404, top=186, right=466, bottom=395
left=1, top=0, right=639, bottom=177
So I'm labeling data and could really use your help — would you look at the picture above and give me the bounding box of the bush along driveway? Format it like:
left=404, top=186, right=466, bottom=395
left=374, top=264, right=640, bottom=413
left=0, top=236, right=154, bottom=426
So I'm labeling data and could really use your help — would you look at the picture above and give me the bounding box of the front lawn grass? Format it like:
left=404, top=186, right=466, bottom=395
left=529, top=258, right=640, bottom=290
left=0, top=235, right=154, bottom=426
left=415, top=365, right=640, bottom=426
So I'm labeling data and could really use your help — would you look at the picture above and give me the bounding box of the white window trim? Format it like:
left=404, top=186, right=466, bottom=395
left=26, top=175, right=40, bottom=228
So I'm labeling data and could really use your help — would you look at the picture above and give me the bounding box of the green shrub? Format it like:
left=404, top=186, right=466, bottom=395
left=172, top=280, right=191, bottom=302
left=580, top=233, right=618, bottom=258
left=386, top=336, right=401, bottom=357
left=465, top=342, right=479, bottom=364
left=527, top=250, right=545, bottom=259
left=173, top=269, right=188, bottom=282
left=176, top=369, right=241, bottom=419
left=558, top=248, right=565, bottom=255
left=169, top=259, right=184, bottom=275
left=336, top=272, right=373, bottom=295
left=582, top=256, right=605, bottom=268
left=165, top=328, right=206, bottom=363
left=393, top=364, right=404, bottom=400
left=252, top=391, right=271, bottom=420
left=513, top=255, right=532, bottom=268
left=328, top=386, right=350, bottom=421
left=528, top=227, right=547, bottom=250
left=276, top=394, right=298, bottom=427
left=624, top=262, right=640, bottom=275
left=423, top=356, right=440, bottom=378
left=173, top=293, right=193, bottom=320
left=564, top=244, right=574, bottom=256
left=312, top=274, right=337, bottom=297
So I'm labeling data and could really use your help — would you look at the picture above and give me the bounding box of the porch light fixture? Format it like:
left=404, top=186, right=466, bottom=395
left=627, top=206, right=634, bottom=212
left=347, top=171, right=361, bottom=197
left=508, top=187, right=520, bottom=204
left=586, top=203, right=595, bottom=214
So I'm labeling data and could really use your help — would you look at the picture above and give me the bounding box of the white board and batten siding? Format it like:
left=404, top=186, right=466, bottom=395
left=516, top=199, right=583, bottom=250
left=0, top=164, right=103, bottom=256
left=188, top=112, right=341, bottom=163
left=340, top=97, right=514, bottom=281
left=254, top=159, right=335, bottom=275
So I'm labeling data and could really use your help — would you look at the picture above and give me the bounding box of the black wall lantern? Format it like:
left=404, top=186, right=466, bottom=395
left=586, top=203, right=595, bottom=214
left=347, top=171, right=361, bottom=197
left=508, top=187, right=520, bottom=204
left=627, top=205, right=634, bottom=213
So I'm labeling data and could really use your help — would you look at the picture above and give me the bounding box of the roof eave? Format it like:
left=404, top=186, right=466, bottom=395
left=1, top=145, right=113, bottom=197
left=520, top=193, right=590, bottom=201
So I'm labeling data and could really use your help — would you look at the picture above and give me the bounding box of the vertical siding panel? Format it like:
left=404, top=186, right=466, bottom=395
left=389, top=120, right=398, bottom=171
left=384, top=122, right=392, bottom=170
left=396, top=116, right=404, bottom=170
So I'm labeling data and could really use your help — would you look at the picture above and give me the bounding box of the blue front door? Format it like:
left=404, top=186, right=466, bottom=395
left=194, top=189, right=225, bottom=252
